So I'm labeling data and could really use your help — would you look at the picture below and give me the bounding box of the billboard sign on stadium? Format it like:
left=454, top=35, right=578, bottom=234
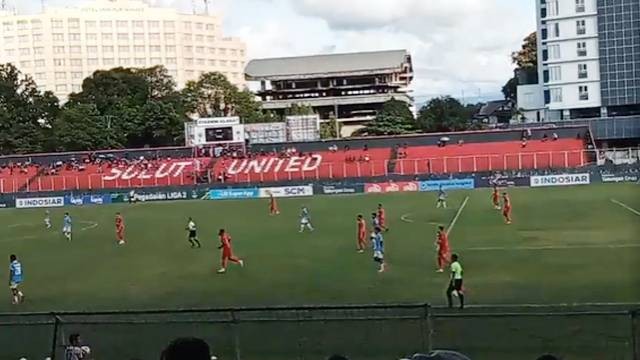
left=209, top=188, right=259, bottom=200
left=530, top=173, right=590, bottom=187
left=16, top=197, right=65, bottom=209
left=600, top=173, right=639, bottom=183
left=320, top=184, right=364, bottom=195
left=365, top=182, right=419, bottom=194
left=65, top=195, right=113, bottom=206
left=259, top=185, right=314, bottom=198
left=419, top=178, right=475, bottom=192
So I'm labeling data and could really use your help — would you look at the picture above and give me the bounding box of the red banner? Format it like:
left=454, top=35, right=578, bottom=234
left=364, top=181, right=419, bottom=194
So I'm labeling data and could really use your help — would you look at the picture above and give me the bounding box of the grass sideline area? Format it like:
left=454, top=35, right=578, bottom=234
left=0, top=183, right=639, bottom=359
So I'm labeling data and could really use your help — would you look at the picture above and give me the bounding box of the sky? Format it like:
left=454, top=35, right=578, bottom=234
left=14, top=0, right=536, bottom=104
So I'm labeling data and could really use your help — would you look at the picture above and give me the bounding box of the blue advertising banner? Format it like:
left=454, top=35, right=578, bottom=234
left=420, top=178, right=475, bottom=192
left=65, top=194, right=112, bottom=206
left=209, top=188, right=259, bottom=200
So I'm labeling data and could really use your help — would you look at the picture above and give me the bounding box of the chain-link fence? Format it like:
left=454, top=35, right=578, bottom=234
left=1, top=304, right=638, bottom=360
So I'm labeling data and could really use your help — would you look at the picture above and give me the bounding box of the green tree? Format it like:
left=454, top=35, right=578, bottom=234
left=416, top=96, right=473, bottom=133
left=0, top=64, right=59, bottom=155
left=182, top=72, right=238, bottom=117
left=320, top=116, right=341, bottom=139
left=285, top=103, right=315, bottom=116
left=503, top=32, right=538, bottom=102
left=53, top=104, right=119, bottom=151
left=358, top=98, right=415, bottom=135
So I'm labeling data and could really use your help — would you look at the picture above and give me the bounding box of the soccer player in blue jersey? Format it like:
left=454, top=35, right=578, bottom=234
left=63, top=212, right=72, bottom=241
left=299, top=206, right=314, bottom=232
left=9, top=255, right=24, bottom=305
left=372, top=227, right=385, bottom=273
left=436, top=186, right=447, bottom=209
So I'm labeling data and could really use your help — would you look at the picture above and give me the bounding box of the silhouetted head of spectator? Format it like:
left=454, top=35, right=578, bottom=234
left=161, top=337, right=211, bottom=360
left=327, top=355, right=349, bottom=360
left=536, top=355, right=560, bottom=360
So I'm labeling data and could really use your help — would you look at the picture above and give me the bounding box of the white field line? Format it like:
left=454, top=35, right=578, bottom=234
left=79, top=221, right=99, bottom=231
left=400, top=214, right=414, bottom=223
left=435, top=302, right=640, bottom=309
left=611, top=199, right=640, bottom=216
left=463, top=243, right=640, bottom=251
left=446, top=196, right=469, bottom=236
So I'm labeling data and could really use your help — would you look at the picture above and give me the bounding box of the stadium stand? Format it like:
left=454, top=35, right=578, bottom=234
left=0, top=126, right=592, bottom=192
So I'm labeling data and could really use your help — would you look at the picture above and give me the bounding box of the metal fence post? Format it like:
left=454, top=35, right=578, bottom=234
left=50, top=314, right=60, bottom=360
left=230, top=310, right=242, bottom=360
left=631, top=310, right=638, bottom=360
left=425, top=303, right=433, bottom=353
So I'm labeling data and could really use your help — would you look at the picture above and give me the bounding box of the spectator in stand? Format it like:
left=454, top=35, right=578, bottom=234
left=160, top=337, right=212, bottom=360
left=552, top=132, right=559, bottom=141
left=64, top=333, right=91, bottom=360
left=521, top=137, right=527, bottom=148
left=457, top=139, right=464, bottom=146
left=542, top=133, right=549, bottom=142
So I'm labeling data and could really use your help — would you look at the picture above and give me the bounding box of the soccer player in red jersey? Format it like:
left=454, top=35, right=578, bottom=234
left=356, top=214, right=367, bottom=253
left=491, top=185, right=501, bottom=209
left=502, top=192, right=512, bottom=224
left=217, top=229, right=244, bottom=274
left=435, top=225, right=450, bottom=273
left=269, top=192, right=280, bottom=215
left=115, top=212, right=125, bottom=245
left=377, top=204, right=388, bottom=231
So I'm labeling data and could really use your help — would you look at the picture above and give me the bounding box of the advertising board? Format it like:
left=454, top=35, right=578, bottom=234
left=16, top=197, right=65, bottom=209
left=209, top=188, right=259, bottom=200
left=419, top=178, right=475, bottom=192
left=364, top=182, right=419, bottom=194
left=259, top=185, right=314, bottom=198
left=319, top=184, right=365, bottom=195
left=530, top=173, right=590, bottom=187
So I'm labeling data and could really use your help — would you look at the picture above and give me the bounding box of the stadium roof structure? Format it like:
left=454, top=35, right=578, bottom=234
left=245, top=49, right=413, bottom=81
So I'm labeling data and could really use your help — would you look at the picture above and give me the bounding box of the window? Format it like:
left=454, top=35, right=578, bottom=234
left=55, top=72, right=66, bottom=80
left=133, top=33, right=144, bottom=41
left=72, top=84, right=82, bottom=92
left=185, top=58, right=193, bottom=65
left=239, top=49, right=245, bottom=56
left=195, top=23, right=203, bottom=30
left=54, top=46, right=65, bottom=54
left=195, top=35, right=204, bottom=42
left=208, top=59, right=216, bottom=66
left=576, top=0, right=585, bottom=13
left=169, top=70, right=178, bottom=77
left=55, top=85, right=68, bottom=92
left=31, top=20, right=42, bottom=29
left=19, top=48, right=30, bottom=56
left=33, top=34, right=43, bottom=42
left=102, top=46, right=114, bottom=53
left=148, top=21, right=160, bottom=28
left=102, top=33, right=113, bottom=41
left=231, top=49, right=238, bottom=56
left=119, top=58, right=130, bottom=66
left=51, top=20, right=63, bottom=29
left=579, top=85, right=589, bottom=100
left=206, top=36, right=215, bottom=43
left=70, top=59, right=82, bottom=66
left=103, top=58, right=114, bottom=66
left=219, top=48, right=227, bottom=55
left=166, top=45, right=176, bottom=53
left=4, top=49, right=15, bottom=57
left=34, top=47, right=44, bottom=55
left=165, top=33, right=176, bottom=41
left=117, top=33, right=129, bottom=40
left=550, top=23, right=560, bottom=38
left=35, top=72, right=45, bottom=80
left=149, top=45, right=161, bottom=52
left=133, top=21, right=144, bottom=28
left=576, top=20, right=586, bottom=35
left=183, top=22, right=192, bottom=30
left=20, top=61, right=32, bottom=68
left=86, top=33, right=97, bottom=41
left=52, top=33, right=64, bottom=41
left=186, top=70, right=195, bottom=77
left=117, top=20, right=128, bottom=28
left=18, top=35, right=28, bottom=43
left=87, top=58, right=98, bottom=66
left=68, top=18, right=80, bottom=28
left=69, top=33, right=81, bottom=41
left=35, top=60, right=45, bottom=67
left=577, top=42, right=587, bottom=57
left=220, top=60, right=228, bottom=67
left=100, top=20, right=112, bottom=28
left=206, top=23, right=214, bottom=31
left=134, top=58, right=146, bottom=66
left=87, top=46, right=98, bottom=54
left=17, top=20, right=28, bottom=30
left=164, top=21, right=175, bottom=28
left=150, top=57, right=162, bottom=64
left=85, top=21, right=96, bottom=28
left=70, top=46, right=81, bottom=54
left=149, top=33, right=160, bottom=41
left=550, top=88, right=563, bottom=102
left=118, top=45, right=130, bottom=53
left=208, top=47, right=216, bottom=54
left=578, top=63, right=588, bottom=78
left=231, top=60, right=238, bottom=67
left=71, top=72, right=83, bottom=79
left=549, top=66, right=561, bottom=81
left=197, top=58, right=205, bottom=65
left=182, top=33, right=192, bottom=41
left=134, top=45, right=145, bottom=53
left=165, top=57, right=177, bottom=64
left=184, top=46, right=193, bottom=53
left=548, top=44, right=561, bottom=59
left=196, top=46, right=204, bottom=54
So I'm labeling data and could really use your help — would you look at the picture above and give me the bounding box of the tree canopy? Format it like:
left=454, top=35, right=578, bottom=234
left=357, top=98, right=416, bottom=136
left=416, top=96, right=476, bottom=133
left=503, top=31, right=538, bottom=102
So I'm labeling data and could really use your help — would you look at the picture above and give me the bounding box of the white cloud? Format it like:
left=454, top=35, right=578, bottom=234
left=13, top=0, right=536, bottom=103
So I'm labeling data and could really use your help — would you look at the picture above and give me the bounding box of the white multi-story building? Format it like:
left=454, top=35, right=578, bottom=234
left=523, top=0, right=640, bottom=122
left=0, top=0, right=246, bottom=100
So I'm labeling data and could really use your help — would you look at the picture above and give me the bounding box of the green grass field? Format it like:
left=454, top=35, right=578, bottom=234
left=1, top=184, right=639, bottom=360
